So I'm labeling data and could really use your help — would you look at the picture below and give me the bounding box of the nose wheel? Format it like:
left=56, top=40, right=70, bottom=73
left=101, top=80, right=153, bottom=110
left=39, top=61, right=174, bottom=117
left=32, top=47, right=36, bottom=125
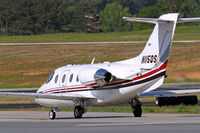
left=49, top=109, right=56, bottom=120
left=74, top=106, right=85, bottom=119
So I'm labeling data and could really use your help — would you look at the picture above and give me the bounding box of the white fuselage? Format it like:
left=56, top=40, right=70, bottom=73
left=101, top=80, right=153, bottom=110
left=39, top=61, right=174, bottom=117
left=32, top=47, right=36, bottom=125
left=35, top=61, right=166, bottom=107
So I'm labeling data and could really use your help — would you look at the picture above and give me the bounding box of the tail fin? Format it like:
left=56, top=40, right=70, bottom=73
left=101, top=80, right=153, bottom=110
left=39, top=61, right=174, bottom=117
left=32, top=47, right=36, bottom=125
left=119, top=13, right=179, bottom=68
left=117, top=13, right=200, bottom=93
left=139, top=13, right=179, bottom=69
left=119, top=13, right=200, bottom=69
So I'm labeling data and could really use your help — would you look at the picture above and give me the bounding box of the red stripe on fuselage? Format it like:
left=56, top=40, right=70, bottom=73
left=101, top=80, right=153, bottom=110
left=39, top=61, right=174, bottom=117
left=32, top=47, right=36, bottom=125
left=104, top=60, right=168, bottom=87
left=133, top=60, right=168, bottom=81
left=44, top=86, right=88, bottom=93
left=44, top=60, right=168, bottom=93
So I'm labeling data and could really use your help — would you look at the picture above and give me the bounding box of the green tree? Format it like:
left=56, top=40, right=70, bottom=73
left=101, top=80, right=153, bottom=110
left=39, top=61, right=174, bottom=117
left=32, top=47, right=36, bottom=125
left=99, top=2, right=132, bottom=32
left=62, top=3, right=97, bottom=32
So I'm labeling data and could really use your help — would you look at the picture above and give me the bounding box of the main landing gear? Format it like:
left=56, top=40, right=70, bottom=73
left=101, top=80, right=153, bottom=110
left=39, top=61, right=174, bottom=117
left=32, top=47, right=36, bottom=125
left=130, top=98, right=142, bottom=117
left=74, top=106, right=86, bottom=119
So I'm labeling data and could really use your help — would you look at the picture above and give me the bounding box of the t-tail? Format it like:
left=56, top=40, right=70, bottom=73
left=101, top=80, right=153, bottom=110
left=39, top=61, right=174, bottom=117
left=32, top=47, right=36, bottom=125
left=118, top=13, right=200, bottom=69
left=117, top=13, right=200, bottom=92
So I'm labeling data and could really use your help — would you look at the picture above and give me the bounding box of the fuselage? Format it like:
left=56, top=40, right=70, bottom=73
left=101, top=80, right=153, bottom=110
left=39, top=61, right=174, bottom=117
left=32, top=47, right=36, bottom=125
left=35, top=61, right=167, bottom=107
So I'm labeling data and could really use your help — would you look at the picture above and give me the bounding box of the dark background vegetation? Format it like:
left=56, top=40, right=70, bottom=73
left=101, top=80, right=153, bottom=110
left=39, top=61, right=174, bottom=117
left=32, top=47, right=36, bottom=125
left=0, top=0, right=200, bottom=35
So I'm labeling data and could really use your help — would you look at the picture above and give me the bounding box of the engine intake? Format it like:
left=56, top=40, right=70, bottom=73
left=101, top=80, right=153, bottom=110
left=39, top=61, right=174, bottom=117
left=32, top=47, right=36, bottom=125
left=94, top=69, right=113, bottom=86
left=78, top=67, right=113, bottom=87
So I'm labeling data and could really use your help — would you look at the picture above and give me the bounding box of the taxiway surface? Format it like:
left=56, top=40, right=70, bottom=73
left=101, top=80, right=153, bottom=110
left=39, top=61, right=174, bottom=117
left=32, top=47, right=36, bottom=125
left=0, top=111, right=200, bottom=133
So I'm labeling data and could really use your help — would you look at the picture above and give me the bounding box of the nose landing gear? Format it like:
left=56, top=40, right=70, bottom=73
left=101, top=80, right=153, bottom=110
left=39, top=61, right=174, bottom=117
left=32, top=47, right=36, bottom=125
left=49, top=109, right=57, bottom=120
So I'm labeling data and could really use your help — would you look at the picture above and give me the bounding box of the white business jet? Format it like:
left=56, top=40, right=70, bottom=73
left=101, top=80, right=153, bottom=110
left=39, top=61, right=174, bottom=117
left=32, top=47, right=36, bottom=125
left=1, top=13, right=200, bottom=119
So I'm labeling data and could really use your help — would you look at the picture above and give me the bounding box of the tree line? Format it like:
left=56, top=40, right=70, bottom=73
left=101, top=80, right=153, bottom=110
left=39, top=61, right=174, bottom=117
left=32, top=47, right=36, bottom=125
left=0, top=0, right=200, bottom=35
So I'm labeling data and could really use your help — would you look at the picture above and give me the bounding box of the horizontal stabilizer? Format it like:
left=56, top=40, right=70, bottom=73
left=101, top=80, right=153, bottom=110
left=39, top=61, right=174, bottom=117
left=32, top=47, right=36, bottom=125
left=123, top=17, right=170, bottom=24
left=124, top=16, right=200, bottom=24
left=177, top=18, right=200, bottom=23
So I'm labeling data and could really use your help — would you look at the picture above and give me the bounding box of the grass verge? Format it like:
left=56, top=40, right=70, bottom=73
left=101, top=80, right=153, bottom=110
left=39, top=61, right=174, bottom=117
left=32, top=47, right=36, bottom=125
left=0, top=85, right=40, bottom=89
left=0, top=105, right=200, bottom=114
left=0, top=25, right=200, bottom=43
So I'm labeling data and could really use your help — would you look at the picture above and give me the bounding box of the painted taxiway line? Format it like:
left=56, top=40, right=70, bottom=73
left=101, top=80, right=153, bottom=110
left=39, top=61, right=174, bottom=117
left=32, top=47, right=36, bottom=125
left=0, top=40, right=200, bottom=46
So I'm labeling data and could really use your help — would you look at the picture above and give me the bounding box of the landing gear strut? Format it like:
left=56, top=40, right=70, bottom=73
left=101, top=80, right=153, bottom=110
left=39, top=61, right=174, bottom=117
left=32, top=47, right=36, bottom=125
left=74, top=106, right=85, bottom=119
left=49, top=109, right=56, bottom=120
left=130, top=98, right=142, bottom=117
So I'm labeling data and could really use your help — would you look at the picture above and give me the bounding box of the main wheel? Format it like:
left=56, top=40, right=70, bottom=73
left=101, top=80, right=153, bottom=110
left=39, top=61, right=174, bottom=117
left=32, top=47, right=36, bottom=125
left=133, top=104, right=142, bottom=117
left=74, top=106, right=85, bottom=119
left=49, top=109, right=56, bottom=120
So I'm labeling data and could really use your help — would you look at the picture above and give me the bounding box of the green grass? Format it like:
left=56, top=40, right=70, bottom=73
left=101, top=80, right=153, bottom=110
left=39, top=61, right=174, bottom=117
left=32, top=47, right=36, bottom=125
left=143, top=105, right=200, bottom=114
left=0, top=31, right=150, bottom=43
left=176, top=25, right=200, bottom=33
left=0, top=25, right=200, bottom=43
left=0, top=85, right=40, bottom=89
left=0, top=43, right=200, bottom=86
left=164, top=79, right=200, bottom=83
left=1, top=105, right=200, bottom=114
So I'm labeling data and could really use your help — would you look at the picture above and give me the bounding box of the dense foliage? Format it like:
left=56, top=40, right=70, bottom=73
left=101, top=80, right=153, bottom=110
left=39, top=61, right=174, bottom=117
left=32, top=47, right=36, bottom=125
left=0, top=0, right=200, bottom=35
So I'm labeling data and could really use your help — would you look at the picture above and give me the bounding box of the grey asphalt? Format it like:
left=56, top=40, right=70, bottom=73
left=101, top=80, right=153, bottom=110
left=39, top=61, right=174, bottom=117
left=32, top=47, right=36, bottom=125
left=0, top=40, right=200, bottom=46
left=0, top=111, right=200, bottom=133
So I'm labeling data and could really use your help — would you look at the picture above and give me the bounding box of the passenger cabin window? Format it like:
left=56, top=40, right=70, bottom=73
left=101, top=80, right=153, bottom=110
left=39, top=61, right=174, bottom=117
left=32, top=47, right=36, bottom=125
left=76, top=75, right=79, bottom=82
left=46, top=71, right=55, bottom=84
left=69, top=74, right=73, bottom=82
left=62, top=74, right=66, bottom=83
left=55, top=75, right=59, bottom=83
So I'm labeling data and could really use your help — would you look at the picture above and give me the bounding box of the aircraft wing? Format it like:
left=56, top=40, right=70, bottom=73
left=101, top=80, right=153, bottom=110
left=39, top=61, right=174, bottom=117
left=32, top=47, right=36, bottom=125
left=140, top=89, right=200, bottom=97
left=0, top=92, right=96, bottom=100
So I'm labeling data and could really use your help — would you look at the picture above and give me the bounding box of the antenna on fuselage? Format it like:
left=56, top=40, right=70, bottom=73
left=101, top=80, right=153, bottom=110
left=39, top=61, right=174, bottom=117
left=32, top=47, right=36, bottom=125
left=91, top=57, right=96, bottom=64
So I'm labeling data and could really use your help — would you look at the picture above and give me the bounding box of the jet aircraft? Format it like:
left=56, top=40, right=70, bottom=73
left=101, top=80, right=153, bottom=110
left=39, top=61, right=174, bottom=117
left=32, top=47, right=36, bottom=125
left=1, top=13, right=200, bottom=119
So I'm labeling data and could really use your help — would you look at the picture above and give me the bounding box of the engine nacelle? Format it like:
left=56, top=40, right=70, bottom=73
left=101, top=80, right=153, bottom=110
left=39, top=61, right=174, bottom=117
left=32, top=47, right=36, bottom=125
left=78, top=67, right=113, bottom=87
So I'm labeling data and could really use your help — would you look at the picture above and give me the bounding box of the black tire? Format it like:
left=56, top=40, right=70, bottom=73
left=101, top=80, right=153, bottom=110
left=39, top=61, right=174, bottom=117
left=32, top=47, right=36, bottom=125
left=133, top=104, right=142, bottom=117
left=74, top=106, right=85, bottom=119
left=49, top=110, right=56, bottom=120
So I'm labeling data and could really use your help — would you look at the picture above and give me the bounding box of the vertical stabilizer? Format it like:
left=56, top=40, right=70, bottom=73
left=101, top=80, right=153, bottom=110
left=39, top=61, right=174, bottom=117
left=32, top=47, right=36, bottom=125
left=119, top=13, right=179, bottom=68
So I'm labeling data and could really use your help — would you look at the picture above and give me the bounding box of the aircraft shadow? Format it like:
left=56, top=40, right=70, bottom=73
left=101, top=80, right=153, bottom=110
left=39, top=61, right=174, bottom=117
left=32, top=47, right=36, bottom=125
left=56, top=115, right=132, bottom=120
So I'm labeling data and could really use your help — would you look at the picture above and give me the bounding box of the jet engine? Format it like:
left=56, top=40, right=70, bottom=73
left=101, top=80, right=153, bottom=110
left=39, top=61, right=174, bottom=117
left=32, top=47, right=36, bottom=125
left=78, top=67, right=113, bottom=87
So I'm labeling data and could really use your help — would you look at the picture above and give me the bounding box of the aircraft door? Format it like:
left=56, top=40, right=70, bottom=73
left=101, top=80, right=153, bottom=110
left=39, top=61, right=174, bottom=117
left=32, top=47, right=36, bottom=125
left=59, top=71, right=70, bottom=87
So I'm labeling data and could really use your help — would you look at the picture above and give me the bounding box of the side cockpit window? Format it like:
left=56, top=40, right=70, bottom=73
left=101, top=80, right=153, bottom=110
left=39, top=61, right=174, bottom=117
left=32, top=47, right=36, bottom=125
left=46, top=71, right=55, bottom=84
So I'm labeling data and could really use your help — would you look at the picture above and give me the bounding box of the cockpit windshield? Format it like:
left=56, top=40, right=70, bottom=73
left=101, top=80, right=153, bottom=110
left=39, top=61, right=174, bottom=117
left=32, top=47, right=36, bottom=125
left=46, top=71, right=55, bottom=84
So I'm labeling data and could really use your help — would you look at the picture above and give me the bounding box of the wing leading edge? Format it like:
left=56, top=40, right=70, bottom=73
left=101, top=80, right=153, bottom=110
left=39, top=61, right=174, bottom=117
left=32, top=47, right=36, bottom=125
left=0, top=92, right=95, bottom=100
